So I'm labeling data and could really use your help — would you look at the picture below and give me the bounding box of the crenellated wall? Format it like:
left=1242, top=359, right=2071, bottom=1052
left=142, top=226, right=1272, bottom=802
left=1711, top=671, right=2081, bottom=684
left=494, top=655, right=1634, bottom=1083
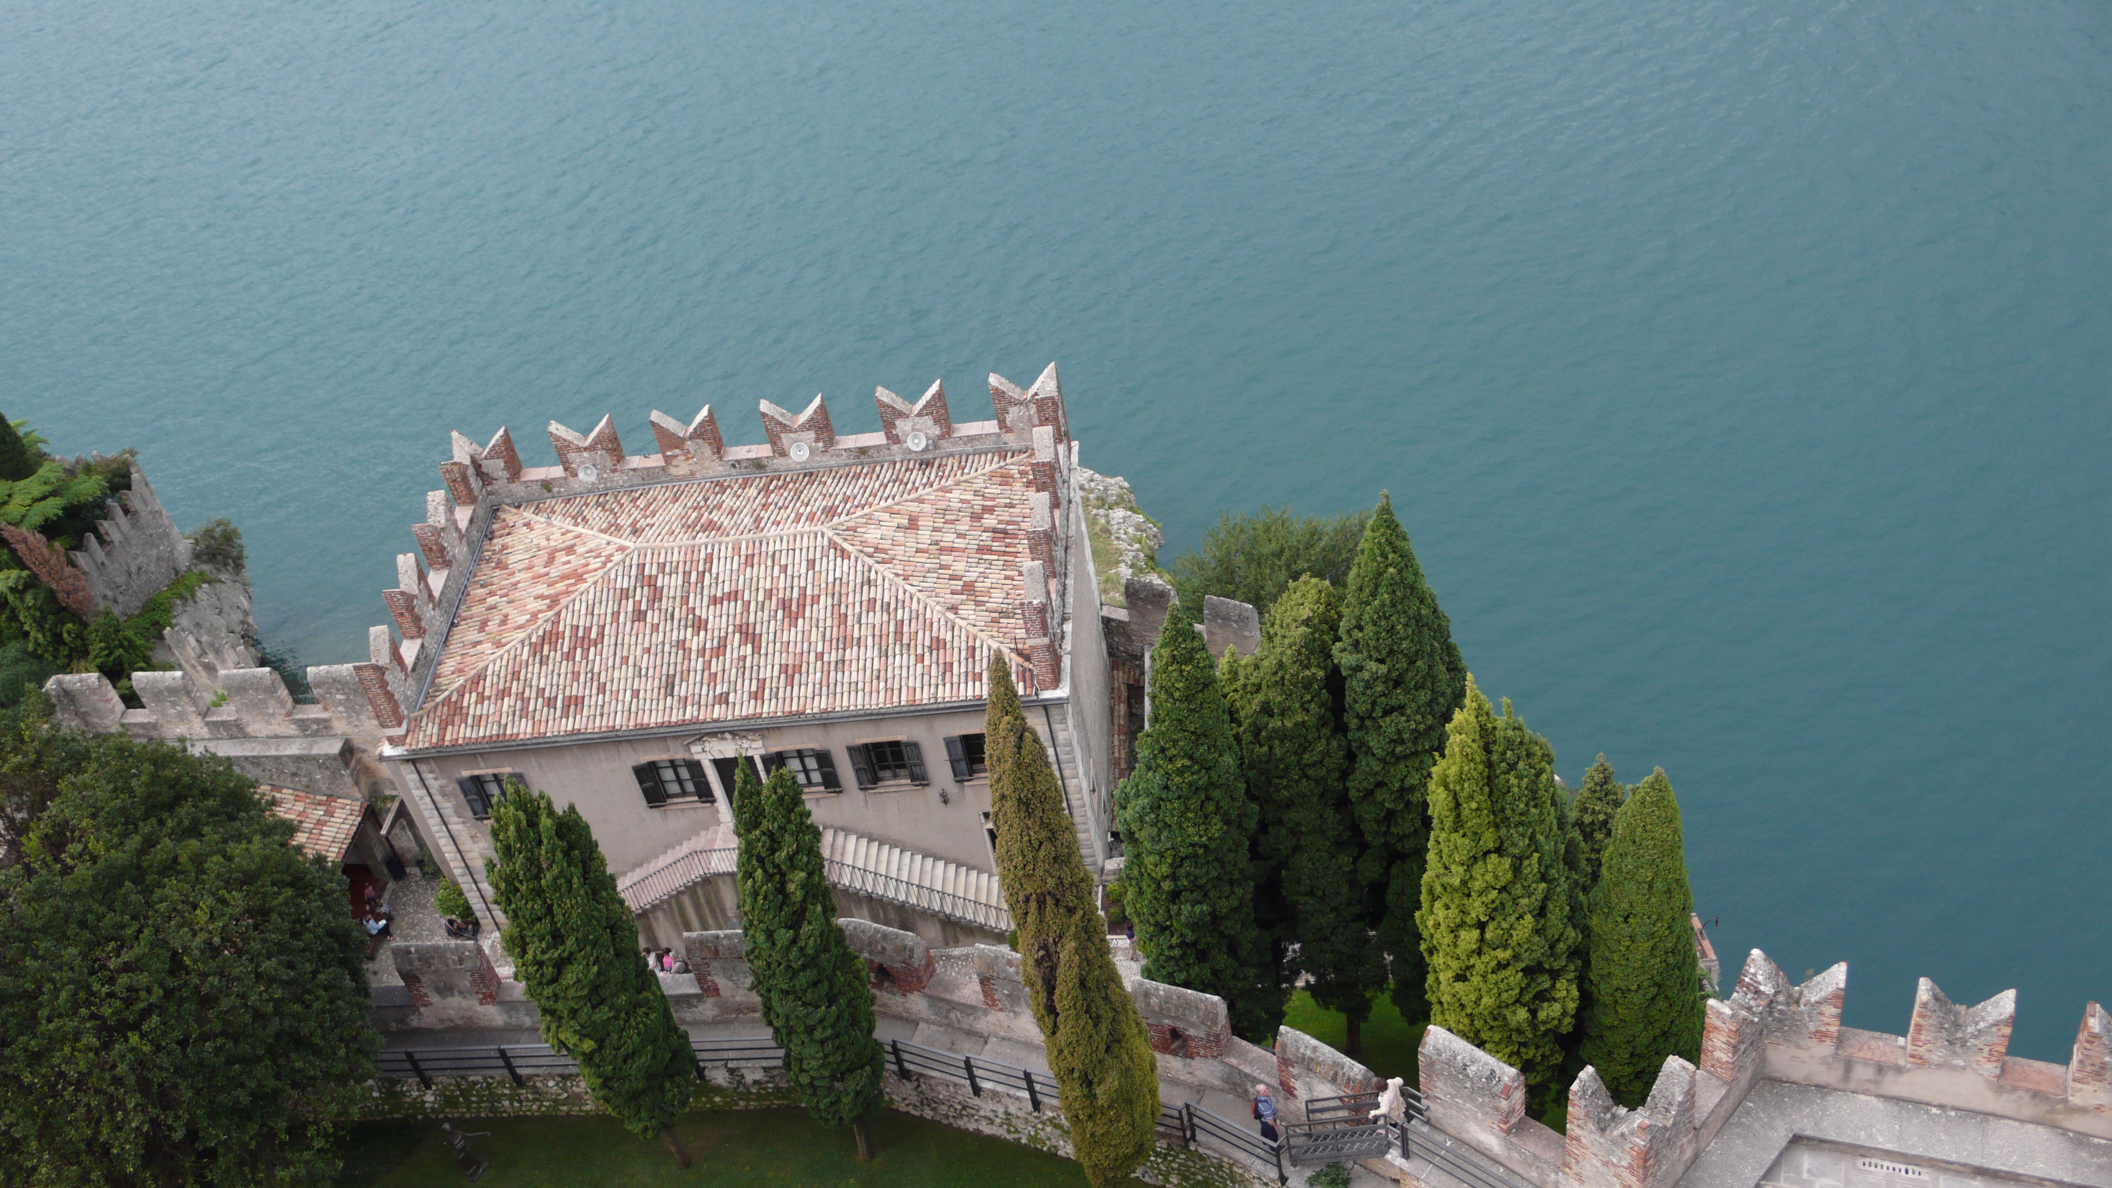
left=43, top=664, right=388, bottom=799
left=1412, top=949, right=2112, bottom=1188
left=68, top=463, right=191, bottom=619
left=377, top=918, right=1376, bottom=1124
left=368, top=364, right=1079, bottom=725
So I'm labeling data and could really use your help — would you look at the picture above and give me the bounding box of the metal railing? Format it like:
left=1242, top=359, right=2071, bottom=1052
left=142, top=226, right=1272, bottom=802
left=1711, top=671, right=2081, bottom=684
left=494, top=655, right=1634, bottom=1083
left=824, top=858, right=1012, bottom=932
left=1397, top=1117, right=1539, bottom=1188
left=378, top=1032, right=1286, bottom=1183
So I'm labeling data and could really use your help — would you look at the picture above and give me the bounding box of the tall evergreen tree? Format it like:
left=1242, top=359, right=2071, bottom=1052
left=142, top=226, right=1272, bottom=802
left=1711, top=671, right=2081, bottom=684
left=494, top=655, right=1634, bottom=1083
left=1222, top=577, right=1384, bottom=1053
left=731, top=762, right=886, bottom=1160
left=1215, top=647, right=1295, bottom=1037
left=1419, top=678, right=1583, bottom=1100
left=487, top=786, right=696, bottom=1162
left=1116, top=615, right=1273, bottom=1037
left=1579, top=769, right=1705, bottom=1106
left=987, top=655, right=1159, bottom=1188
left=1570, top=755, right=1626, bottom=892
left=1335, top=492, right=1467, bottom=1021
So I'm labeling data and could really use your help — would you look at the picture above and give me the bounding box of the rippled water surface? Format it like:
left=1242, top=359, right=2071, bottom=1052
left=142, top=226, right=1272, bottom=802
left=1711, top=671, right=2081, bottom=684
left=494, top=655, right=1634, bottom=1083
left=4, top=2, right=2107, bottom=1057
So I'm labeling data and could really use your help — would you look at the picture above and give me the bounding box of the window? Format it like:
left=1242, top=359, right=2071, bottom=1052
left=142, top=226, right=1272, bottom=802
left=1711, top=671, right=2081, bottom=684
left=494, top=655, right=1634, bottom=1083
left=456, top=772, right=519, bottom=820
left=631, top=759, right=713, bottom=807
left=710, top=756, right=763, bottom=801
left=844, top=740, right=927, bottom=788
left=944, top=733, right=988, bottom=781
left=760, top=748, right=842, bottom=793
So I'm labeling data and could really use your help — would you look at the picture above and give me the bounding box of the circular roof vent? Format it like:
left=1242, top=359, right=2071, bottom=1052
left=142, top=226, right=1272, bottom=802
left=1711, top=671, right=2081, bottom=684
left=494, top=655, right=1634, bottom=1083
left=905, top=430, right=929, bottom=452
left=789, top=441, right=811, bottom=462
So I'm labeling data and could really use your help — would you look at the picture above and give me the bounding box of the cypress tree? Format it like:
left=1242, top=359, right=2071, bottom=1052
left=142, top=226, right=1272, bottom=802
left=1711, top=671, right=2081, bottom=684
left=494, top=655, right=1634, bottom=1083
left=731, top=762, right=886, bottom=1160
left=1571, top=755, right=1626, bottom=892
left=1335, top=493, right=1466, bottom=1021
left=1116, top=615, right=1273, bottom=1038
left=1223, top=577, right=1384, bottom=1054
left=487, top=785, right=696, bottom=1162
left=1579, top=769, right=1704, bottom=1105
left=1419, top=679, right=1583, bottom=1100
left=987, top=655, right=1159, bottom=1188
left=1215, top=647, right=1295, bottom=1038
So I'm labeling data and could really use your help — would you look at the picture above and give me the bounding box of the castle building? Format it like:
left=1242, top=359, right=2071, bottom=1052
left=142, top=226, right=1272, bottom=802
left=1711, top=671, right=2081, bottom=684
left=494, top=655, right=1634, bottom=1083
left=364, top=365, right=1117, bottom=946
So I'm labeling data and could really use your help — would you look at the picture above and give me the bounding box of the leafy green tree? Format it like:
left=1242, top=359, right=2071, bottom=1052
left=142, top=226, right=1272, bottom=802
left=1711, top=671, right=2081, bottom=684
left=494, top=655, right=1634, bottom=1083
left=488, top=785, right=696, bottom=1162
left=1335, top=493, right=1466, bottom=1021
left=1419, top=678, right=1583, bottom=1100
left=0, top=417, right=40, bottom=482
left=1169, top=505, right=1368, bottom=618
left=1578, top=769, right=1705, bottom=1105
left=1222, top=577, right=1384, bottom=1053
left=987, top=655, right=1158, bottom=1188
left=731, top=762, right=885, bottom=1160
left=1570, top=756, right=1626, bottom=892
left=0, top=731, right=377, bottom=1186
left=1116, top=615, right=1273, bottom=1037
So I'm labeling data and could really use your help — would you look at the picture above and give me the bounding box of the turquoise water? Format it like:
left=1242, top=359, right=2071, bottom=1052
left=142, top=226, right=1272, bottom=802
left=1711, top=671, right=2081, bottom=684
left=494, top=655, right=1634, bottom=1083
left=4, top=3, right=2106, bottom=1058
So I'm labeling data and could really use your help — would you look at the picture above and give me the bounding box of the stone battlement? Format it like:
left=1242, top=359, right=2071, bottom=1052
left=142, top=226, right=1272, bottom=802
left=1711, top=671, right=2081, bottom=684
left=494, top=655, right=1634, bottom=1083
left=371, top=364, right=1077, bottom=727
left=376, top=917, right=1373, bottom=1123
left=1416, top=949, right=2112, bottom=1188
left=68, top=463, right=191, bottom=619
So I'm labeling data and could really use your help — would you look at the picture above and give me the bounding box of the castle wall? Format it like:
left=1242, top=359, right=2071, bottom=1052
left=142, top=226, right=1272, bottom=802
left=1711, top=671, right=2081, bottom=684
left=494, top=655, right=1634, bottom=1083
left=1411, top=950, right=2112, bottom=1188
left=69, top=464, right=190, bottom=619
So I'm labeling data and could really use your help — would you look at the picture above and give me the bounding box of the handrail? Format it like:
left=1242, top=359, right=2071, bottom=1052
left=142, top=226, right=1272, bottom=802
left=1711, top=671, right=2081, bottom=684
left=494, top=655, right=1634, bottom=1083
left=823, top=858, right=1012, bottom=931
left=378, top=1032, right=1279, bottom=1181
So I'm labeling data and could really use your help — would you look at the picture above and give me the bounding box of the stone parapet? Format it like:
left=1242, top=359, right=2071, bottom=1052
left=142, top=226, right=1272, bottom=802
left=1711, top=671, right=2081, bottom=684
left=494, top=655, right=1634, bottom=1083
left=1134, top=978, right=1232, bottom=1059
left=393, top=941, right=500, bottom=1009
left=839, top=917, right=936, bottom=995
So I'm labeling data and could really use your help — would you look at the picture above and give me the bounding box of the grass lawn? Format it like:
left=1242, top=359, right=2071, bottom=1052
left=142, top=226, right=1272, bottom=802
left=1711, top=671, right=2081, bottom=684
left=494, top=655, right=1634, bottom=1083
left=1281, top=984, right=1427, bottom=1087
left=335, top=1108, right=1096, bottom=1187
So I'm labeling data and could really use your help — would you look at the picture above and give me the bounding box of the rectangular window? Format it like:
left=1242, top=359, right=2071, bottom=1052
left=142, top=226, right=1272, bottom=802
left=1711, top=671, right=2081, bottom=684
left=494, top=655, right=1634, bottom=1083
left=760, top=748, right=842, bottom=793
left=944, top=733, right=988, bottom=781
left=631, top=759, right=713, bottom=807
left=844, top=740, right=928, bottom=788
left=709, top=756, right=764, bottom=802
left=456, top=772, right=519, bottom=820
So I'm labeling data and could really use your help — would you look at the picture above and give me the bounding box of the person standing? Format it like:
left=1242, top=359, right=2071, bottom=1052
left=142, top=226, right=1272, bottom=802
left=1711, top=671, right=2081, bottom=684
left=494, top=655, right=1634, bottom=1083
left=1252, top=1084, right=1279, bottom=1142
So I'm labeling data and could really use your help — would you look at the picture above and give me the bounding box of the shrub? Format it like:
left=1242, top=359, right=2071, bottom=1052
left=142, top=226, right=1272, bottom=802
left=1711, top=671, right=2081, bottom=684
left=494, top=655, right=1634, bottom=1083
left=188, top=517, right=246, bottom=574
left=435, top=880, right=472, bottom=920
left=1311, top=1163, right=1353, bottom=1188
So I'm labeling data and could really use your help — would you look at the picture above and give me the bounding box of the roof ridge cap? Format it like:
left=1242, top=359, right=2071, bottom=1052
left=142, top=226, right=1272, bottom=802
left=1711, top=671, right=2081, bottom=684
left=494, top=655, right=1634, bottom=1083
left=820, top=523, right=1020, bottom=672
left=821, top=448, right=1031, bottom=529
left=416, top=521, right=637, bottom=712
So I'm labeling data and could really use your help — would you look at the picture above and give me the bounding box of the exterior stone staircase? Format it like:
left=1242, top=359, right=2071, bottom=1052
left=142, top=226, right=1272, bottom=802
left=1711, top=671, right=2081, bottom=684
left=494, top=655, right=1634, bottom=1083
left=616, top=822, right=1011, bottom=933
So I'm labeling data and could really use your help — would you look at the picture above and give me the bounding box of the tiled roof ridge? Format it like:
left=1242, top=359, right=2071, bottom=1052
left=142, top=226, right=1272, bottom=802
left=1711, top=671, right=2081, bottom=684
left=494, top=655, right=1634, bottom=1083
left=420, top=453, right=1033, bottom=716
left=421, top=511, right=638, bottom=705
left=817, top=449, right=1027, bottom=532
left=820, top=522, right=1021, bottom=672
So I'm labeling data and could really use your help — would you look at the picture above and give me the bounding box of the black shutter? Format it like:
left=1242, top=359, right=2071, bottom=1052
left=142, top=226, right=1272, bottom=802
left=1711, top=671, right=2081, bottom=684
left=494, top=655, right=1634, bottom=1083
left=814, top=750, right=842, bottom=792
left=456, top=777, right=488, bottom=819
left=758, top=751, right=783, bottom=780
left=711, top=757, right=744, bottom=802
left=846, top=744, right=876, bottom=789
left=632, top=764, right=668, bottom=807
left=903, top=741, right=928, bottom=785
left=683, top=759, right=713, bottom=802
left=945, top=736, right=971, bottom=781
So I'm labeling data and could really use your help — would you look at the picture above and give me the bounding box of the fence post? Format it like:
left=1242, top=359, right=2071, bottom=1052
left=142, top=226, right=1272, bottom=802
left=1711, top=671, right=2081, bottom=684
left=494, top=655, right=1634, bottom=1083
left=403, top=1049, right=431, bottom=1090
left=1184, top=1102, right=1197, bottom=1146
left=497, top=1047, right=523, bottom=1086
left=964, top=1055, right=981, bottom=1097
left=892, top=1039, right=912, bottom=1082
left=1024, top=1069, right=1041, bottom=1112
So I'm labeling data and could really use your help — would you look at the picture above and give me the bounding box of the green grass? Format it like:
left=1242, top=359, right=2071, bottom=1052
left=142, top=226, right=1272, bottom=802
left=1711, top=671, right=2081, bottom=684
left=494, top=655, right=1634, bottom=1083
left=1281, top=985, right=1427, bottom=1088
left=335, top=1108, right=1097, bottom=1187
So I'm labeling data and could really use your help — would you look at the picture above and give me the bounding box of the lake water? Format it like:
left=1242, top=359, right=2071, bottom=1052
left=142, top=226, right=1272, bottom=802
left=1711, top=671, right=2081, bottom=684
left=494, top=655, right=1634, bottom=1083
left=4, top=2, right=2106, bottom=1058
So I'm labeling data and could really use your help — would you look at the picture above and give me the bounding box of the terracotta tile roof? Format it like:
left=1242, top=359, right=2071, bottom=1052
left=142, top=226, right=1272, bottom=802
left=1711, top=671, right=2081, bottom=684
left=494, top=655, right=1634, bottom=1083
left=405, top=450, right=1038, bottom=750
left=263, top=785, right=365, bottom=861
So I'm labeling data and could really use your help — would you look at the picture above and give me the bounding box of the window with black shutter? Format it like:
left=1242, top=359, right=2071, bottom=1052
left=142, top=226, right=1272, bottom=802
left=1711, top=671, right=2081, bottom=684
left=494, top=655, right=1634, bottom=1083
left=854, top=739, right=928, bottom=786
left=759, top=747, right=842, bottom=793
left=709, top=755, right=764, bottom=801
left=631, top=759, right=713, bottom=807
left=456, top=772, right=518, bottom=820
left=945, top=733, right=988, bottom=781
